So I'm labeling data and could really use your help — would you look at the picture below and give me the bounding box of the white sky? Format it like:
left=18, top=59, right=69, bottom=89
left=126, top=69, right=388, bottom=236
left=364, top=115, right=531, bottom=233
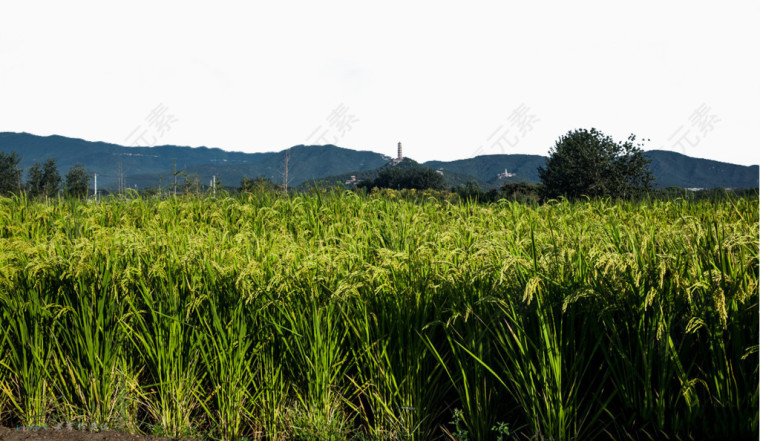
left=1, top=1, right=758, bottom=166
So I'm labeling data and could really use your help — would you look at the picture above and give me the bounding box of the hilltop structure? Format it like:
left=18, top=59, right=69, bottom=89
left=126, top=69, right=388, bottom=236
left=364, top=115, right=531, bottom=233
left=392, top=142, right=404, bottom=165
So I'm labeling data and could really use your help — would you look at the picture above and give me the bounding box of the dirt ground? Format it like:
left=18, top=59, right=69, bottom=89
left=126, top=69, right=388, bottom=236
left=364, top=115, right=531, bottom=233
left=0, top=426, right=201, bottom=441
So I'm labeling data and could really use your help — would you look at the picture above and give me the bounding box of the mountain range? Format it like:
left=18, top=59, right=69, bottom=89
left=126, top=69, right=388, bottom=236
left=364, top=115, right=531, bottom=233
left=0, top=132, right=757, bottom=191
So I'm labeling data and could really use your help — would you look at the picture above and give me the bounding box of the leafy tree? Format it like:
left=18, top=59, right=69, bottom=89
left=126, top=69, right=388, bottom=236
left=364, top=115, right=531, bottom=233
left=43, top=159, right=62, bottom=197
left=0, top=151, right=22, bottom=196
left=27, top=158, right=62, bottom=198
left=538, top=128, right=653, bottom=200
left=26, top=163, right=44, bottom=197
left=182, top=172, right=200, bottom=195
left=241, top=176, right=277, bottom=192
left=454, top=180, right=484, bottom=201
left=359, top=166, right=445, bottom=191
left=65, top=163, right=90, bottom=198
left=500, top=182, right=542, bottom=203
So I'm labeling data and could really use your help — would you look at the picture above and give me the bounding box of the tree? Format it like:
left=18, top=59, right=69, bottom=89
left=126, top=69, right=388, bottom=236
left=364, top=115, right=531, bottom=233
left=27, top=158, right=61, bottom=198
left=538, top=128, right=654, bottom=200
left=359, top=166, right=445, bottom=191
left=241, top=176, right=277, bottom=192
left=65, top=163, right=90, bottom=198
left=453, top=180, right=484, bottom=201
left=0, top=152, right=22, bottom=196
left=181, top=171, right=199, bottom=195
left=500, top=182, right=542, bottom=203
left=26, top=163, right=44, bottom=197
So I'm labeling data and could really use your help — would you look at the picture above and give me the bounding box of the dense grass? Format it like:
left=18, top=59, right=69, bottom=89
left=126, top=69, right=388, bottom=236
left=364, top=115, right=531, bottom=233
left=0, top=190, right=757, bottom=440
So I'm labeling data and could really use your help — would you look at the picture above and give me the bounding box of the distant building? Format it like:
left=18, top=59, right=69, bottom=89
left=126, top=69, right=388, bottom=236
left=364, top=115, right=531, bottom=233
left=497, top=168, right=515, bottom=179
left=345, top=175, right=359, bottom=186
left=392, top=142, right=404, bottom=165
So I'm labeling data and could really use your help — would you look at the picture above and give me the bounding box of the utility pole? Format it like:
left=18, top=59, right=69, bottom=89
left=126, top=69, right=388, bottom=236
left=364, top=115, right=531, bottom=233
left=172, top=159, right=178, bottom=196
left=212, top=175, right=216, bottom=197
left=117, top=161, right=124, bottom=194
left=94, top=173, right=98, bottom=202
left=282, top=149, right=290, bottom=195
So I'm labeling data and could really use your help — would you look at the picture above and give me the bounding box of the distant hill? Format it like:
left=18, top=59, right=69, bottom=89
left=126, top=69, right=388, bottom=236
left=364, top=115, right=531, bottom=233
left=323, top=150, right=758, bottom=190
left=0, top=132, right=265, bottom=189
left=169, top=145, right=390, bottom=189
left=301, top=158, right=487, bottom=190
left=0, top=132, right=757, bottom=191
left=0, top=133, right=389, bottom=189
left=423, top=151, right=759, bottom=190
left=424, top=154, right=546, bottom=188
left=644, top=150, right=758, bottom=189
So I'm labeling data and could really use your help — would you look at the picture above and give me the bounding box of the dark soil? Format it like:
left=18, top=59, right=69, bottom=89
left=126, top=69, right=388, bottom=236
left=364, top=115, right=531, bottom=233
left=0, top=426, right=200, bottom=441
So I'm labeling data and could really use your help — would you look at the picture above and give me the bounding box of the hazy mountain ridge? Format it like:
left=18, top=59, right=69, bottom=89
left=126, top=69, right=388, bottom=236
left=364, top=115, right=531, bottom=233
left=424, top=154, right=546, bottom=187
left=301, top=157, right=489, bottom=190
left=0, top=132, right=757, bottom=190
left=644, top=149, right=758, bottom=189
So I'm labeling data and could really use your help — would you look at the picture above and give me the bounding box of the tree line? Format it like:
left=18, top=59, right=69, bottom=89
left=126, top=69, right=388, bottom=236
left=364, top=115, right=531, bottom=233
left=0, top=127, right=673, bottom=201
left=359, top=128, right=655, bottom=201
left=0, top=153, right=90, bottom=198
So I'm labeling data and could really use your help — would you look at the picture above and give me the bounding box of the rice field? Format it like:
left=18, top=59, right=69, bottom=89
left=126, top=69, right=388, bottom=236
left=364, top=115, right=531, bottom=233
left=0, top=190, right=757, bottom=440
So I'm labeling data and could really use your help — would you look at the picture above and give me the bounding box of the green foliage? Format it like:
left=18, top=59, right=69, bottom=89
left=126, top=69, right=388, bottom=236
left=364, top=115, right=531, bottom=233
left=499, top=182, right=542, bottom=203
left=452, top=181, right=484, bottom=201
left=449, top=409, right=469, bottom=441
left=491, top=421, right=511, bottom=441
left=0, top=192, right=756, bottom=440
left=451, top=181, right=541, bottom=204
left=648, top=186, right=759, bottom=202
left=3, top=132, right=757, bottom=192
left=25, top=163, right=43, bottom=198
left=358, top=166, right=445, bottom=191
left=26, top=158, right=61, bottom=198
left=538, top=128, right=654, bottom=200
left=0, top=151, right=22, bottom=196
left=64, top=163, right=90, bottom=198
left=241, top=175, right=278, bottom=193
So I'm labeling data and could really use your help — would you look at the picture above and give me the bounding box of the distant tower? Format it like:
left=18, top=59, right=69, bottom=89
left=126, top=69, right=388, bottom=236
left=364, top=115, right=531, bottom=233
left=397, top=142, right=403, bottom=161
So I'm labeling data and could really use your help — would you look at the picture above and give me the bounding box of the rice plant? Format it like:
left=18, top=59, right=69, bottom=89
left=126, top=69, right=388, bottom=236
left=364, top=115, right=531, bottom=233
left=0, top=190, right=755, bottom=440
